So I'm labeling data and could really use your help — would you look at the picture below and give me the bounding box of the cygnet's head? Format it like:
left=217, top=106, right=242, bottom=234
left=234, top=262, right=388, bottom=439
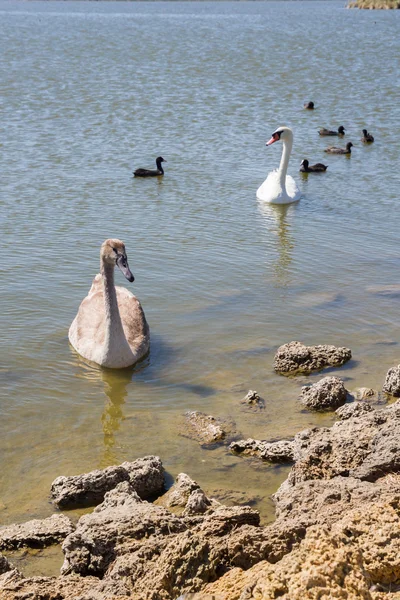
left=101, top=239, right=134, bottom=282
left=156, top=156, right=166, bottom=163
left=338, top=126, right=346, bottom=134
left=362, top=129, right=368, bottom=136
left=346, top=142, right=354, bottom=150
left=266, top=126, right=293, bottom=146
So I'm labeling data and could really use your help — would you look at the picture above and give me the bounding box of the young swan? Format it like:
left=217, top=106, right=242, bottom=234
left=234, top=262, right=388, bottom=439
left=68, top=239, right=150, bottom=369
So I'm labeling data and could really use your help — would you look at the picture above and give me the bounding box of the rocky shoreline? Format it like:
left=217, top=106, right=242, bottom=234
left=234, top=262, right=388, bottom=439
left=347, top=0, right=400, bottom=8
left=2, top=342, right=400, bottom=599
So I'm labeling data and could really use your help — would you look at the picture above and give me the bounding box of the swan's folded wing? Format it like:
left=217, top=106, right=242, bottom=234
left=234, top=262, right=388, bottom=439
left=116, top=287, right=150, bottom=356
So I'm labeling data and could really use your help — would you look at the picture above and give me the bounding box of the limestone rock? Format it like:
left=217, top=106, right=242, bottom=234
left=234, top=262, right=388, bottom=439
left=300, top=376, right=348, bottom=411
left=155, top=473, right=217, bottom=516
left=51, top=455, right=164, bottom=508
left=336, top=401, right=374, bottom=420
left=0, top=514, right=74, bottom=550
left=179, top=411, right=236, bottom=446
left=230, top=438, right=295, bottom=463
left=383, top=364, right=400, bottom=396
left=0, top=554, right=13, bottom=575
left=61, top=481, right=186, bottom=577
left=240, top=390, right=265, bottom=410
left=274, top=340, right=351, bottom=375
left=289, top=400, right=400, bottom=484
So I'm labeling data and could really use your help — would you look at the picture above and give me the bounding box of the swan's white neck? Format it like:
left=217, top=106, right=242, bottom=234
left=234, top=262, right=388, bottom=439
left=101, top=260, right=132, bottom=363
left=277, top=136, right=292, bottom=191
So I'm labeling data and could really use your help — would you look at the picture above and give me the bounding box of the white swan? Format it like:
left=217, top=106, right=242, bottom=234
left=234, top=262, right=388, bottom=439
left=257, top=126, right=301, bottom=205
left=68, top=239, right=150, bottom=369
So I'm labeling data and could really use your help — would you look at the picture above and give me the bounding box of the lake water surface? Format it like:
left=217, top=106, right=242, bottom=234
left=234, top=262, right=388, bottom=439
left=1, top=0, right=400, bottom=574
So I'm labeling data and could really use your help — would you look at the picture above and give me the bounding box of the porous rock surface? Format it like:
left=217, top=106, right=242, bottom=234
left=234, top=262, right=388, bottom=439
left=0, top=514, right=74, bottom=550
left=154, top=473, right=218, bottom=515
left=383, top=364, right=400, bottom=396
left=336, top=400, right=374, bottom=420
left=274, top=340, right=352, bottom=374
left=230, top=438, right=295, bottom=462
left=4, top=403, right=400, bottom=599
left=299, top=375, right=348, bottom=411
left=51, top=455, right=164, bottom=508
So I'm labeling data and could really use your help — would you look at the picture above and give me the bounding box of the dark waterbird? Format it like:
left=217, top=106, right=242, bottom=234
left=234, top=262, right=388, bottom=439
left=318, top=126, right=346, bottom=136
left=300, top=159, right=328, bottom=173
left=134, top=156, right=167, bottom=177
left=361, top=129, right=374, bottom=143
left=324, top=142, right=353, bottom=155
left=304, top=101, right=315, bottom=109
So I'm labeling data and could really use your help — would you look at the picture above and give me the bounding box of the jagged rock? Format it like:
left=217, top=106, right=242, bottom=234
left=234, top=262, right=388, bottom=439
left=0, top=571, right=117, bottom=600
left=155, top=473, right=201, bottom=513
left=179, top=411, right=236, bottom=446
left=183, top=489, right=213, bottom=516
left=289, top=400, right=400, bottom=484
left=273, top=475, right=400, bottom=529
left=240, top=390, right=265, bottom=410
left=61, top=481, right=186, bottom=577
left=336, top=401, right=374, bottom=420
left=0, top=514, right=74, bottom=550
left=383, top=364, right=400, bottom=396
left=155, top=473, right=218, bottom=516
left=104, top=505, right=261, bottom=599
left=300, top=376, right=348, bottom=411
left=230, top=438, right=295, bottom=463
left=0, top=554, right=13, bottom=575
left=274, top=341, right=351, bottom=375
left=51, top=455, right=164, bottom=508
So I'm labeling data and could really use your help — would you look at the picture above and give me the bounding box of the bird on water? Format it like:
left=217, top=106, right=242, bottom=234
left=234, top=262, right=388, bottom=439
left=300, top=159, right=328, bottom=173
left=133, top=156, right=167, bottom=177
left=324, top=142, right=353, bottom=155
left=318, top=126, right=345, bottom=136
left=361, top=129, right=374, bottom=143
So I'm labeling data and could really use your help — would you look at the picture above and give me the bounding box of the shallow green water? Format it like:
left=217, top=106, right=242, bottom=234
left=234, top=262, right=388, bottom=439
left=1, top=0, right=400, bottom=571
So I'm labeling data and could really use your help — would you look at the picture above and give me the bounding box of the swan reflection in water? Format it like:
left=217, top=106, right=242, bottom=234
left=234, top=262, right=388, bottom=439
left=257, top=201, right=295, bottom=290
left=74, top=358, right=146, bottom=465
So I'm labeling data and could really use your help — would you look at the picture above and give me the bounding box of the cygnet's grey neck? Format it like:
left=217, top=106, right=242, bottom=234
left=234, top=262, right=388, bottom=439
left=101, top=260, right=131, bottom=359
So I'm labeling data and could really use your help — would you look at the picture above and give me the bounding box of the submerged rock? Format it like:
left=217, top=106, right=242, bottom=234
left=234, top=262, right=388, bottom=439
left=51, top=455, right=164, bottom=509
left=274, top=341, right=351, bottom=375
left=0, top=514, right=74, bottom=550
left=179, top=411, right=236, bottom=446
left=300, top=376, right=348, bottom=411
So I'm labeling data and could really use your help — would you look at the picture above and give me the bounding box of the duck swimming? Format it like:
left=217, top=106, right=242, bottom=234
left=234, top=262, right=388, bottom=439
left=300, top=159, right=328, bottom=173
left=324, top=142, right=353, bottom=155
left=318, top=126, right=345, bottom=136
left=304, top=101, right=315, bottom=110
left=134, top=156, right=166, bottom=177
left=361, top=129, right=374, bottom=143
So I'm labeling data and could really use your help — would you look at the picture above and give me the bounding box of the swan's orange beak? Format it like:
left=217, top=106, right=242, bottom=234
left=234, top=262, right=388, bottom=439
left=266, top=133, right=279, bottom=146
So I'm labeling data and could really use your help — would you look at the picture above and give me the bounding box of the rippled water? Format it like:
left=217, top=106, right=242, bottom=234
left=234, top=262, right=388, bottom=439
left=1, top=0, right=400, bottom=570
